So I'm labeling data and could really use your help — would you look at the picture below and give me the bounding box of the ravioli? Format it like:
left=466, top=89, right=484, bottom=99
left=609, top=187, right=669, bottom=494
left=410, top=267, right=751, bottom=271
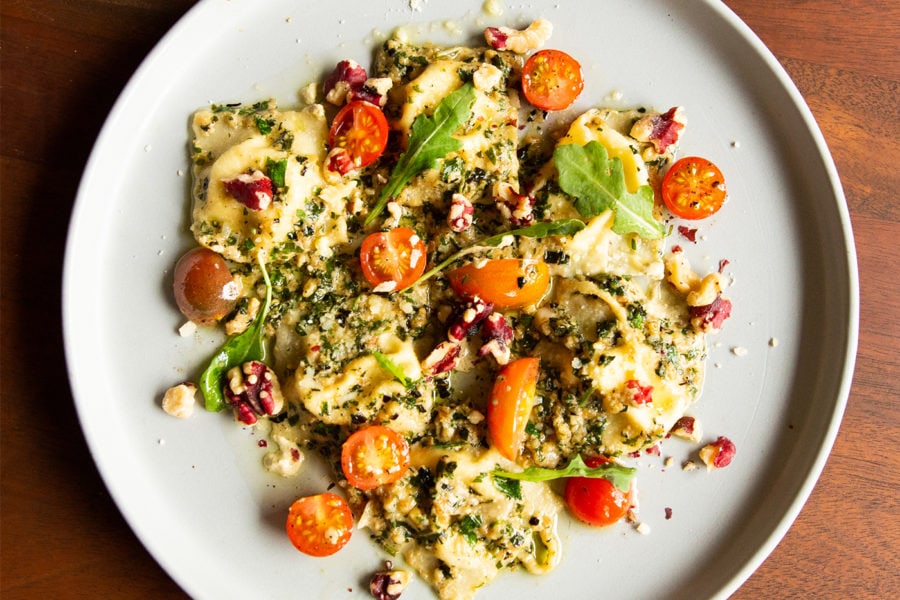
left=180, top=24, right=727, bottom=600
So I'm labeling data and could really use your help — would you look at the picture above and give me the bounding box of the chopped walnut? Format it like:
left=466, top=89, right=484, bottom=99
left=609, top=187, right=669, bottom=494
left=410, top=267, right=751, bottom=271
left=689, top=294, right=733, bottom=333
left=669, top=415, right=702, bottom=443
left=421, top=341, right=461, bottom=377
left=162, top=382, right=197, bottom=419
left=369, top=561, right=410, bottom=600
left=447, top=296, right=493, bottom=342
left=323, top=59, right=368, bottom=105
left=630, top=106, right=686, bottom=154
left=447, top=193, right=474, bottom=232
left=222, top=170, right=273, bottom=210
left=493, top=181, right=535, bottom=226
left=664, top=251, right=732, bottom=333
left=326, top=147, right=357, bottom=177
left=478, top=312, right=513, bottom=365
left=699, top=436, right=736, bottom=470
left=224, top=361, right=284, bottom=425
left=351, top=77, right=393, bottom=107
left=484, top=19, right=553, bottom=54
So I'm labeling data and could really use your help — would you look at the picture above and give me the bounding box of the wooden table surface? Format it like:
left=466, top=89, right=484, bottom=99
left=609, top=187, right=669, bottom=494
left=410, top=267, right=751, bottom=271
left=2, top=1, right=898, bottom=598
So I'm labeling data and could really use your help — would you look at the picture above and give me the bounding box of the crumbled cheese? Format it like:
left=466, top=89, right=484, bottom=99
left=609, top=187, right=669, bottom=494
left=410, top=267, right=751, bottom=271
left=731, top=346, right=748, bottom=357
left=178, top=321, right=196, bottom=337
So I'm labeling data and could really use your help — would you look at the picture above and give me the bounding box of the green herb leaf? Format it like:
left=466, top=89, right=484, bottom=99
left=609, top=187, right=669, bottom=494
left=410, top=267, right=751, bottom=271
left=492, top=454, right=636, bottom=492
left=266, top=157, right=287, bottom=189
left=255, top=116, right=273, bottom=135
left=366, top=83, right=476, bottom=225
left=199, top=252, right=272, bottom=412
left=480, top=218, right=586, bottom=247
left=554, top=141, right=665, bottom=239
left=457, top=514, right=483, bottom=546
left=492, top=475, right=523, bottom=500
left=415, top=218, right=585, bottom=286
left=372, top=351, right=413, bottom=389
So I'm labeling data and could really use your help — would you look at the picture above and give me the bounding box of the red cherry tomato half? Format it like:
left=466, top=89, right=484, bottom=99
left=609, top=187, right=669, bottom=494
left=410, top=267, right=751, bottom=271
left=172, top=247, right=239, bottom=325
left=487, top=357, right=540, bottom=461
left=564, top=456, right=633, bottom=527
left=328, top=100, right=389, bottom=169
left=521, top=49, right=584, bottom=111
left=660, top=156, right=727, bottom=220
left=341, top=425, right=411, bottom=490
left=447, top=258, right=550, bottom=309
left=285, top=493, right=353, bottom=557
left=359, top=227, right=427, bottom=291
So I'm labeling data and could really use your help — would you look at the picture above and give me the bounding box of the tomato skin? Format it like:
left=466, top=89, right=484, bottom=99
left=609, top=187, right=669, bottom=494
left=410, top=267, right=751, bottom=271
left=487, top=357, right=540, bottom=461
left=285, top=493, right=353, bottom=557
left=341, top=425, right=411, bottom=490
left=359, top=227, right=427, bottom=291
left=172, top=247, right=239, bottom=325
left=564, top=456, right=633, bottom=527
left=447, top=258, right=550, bottom=309
left=522, top=49, right=584, bottom=111
left=328, top=100, right=389, bottom=169
left=661, top=156, right=727, bottom=220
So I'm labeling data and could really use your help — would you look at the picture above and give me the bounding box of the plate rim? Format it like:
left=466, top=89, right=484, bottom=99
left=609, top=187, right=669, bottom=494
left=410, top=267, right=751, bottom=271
left=62, top=1, right=860, bottom=598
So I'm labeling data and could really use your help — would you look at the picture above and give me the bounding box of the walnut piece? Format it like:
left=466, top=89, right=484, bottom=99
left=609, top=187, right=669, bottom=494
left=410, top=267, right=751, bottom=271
left=162, top=382, right=197, bottom=419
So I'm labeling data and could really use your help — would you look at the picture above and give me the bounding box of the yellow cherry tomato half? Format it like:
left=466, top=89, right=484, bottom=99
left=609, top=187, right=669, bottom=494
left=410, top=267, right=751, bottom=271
left=522, top=49, right=584, bottom=111
left=487, top=357, right=540, bottom=461
left=341, top=425, right=411, bottom=490
left=285, top=493, right=353, bottom=557
left=661, top=156, right=727, bottom=220
left=447, top=258, right=550, bottom=309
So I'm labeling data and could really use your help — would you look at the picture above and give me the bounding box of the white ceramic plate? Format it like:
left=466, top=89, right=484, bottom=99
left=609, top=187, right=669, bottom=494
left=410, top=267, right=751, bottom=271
left=63, top=1, right=858, bottom=598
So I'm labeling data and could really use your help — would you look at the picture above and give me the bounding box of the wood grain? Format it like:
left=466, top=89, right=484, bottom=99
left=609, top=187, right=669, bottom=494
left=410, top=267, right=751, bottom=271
left=2, top=1, right=898, bottom=598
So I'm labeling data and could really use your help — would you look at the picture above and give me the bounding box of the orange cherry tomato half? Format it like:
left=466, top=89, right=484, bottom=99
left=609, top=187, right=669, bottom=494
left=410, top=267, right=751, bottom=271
left=521, top=49, right=584, bottom=111
left=285, top=493, right=353, bottom=557
left=328, top=100, right=389, bottom=169
left=564, top=456, right=633, bottom=527
left=172, top=247, right=239, bottom=325
left=341, top=425, right=411, bottom=490
left=487, top=357, right=540, bottom=461
left=660, top=156, right=727, bottom=220
left=447, top=258, right=550, bottom=309
left=359, top=227, right=427, bottom=291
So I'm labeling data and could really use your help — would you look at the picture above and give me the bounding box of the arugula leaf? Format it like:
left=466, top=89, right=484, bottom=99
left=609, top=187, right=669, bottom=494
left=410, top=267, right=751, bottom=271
left=492, top=474, right=522, bottom=500
left=480, top=218, right=586, bottom=247
left=372, top=351, right=413, bottom=388
left=366, top=83, right=476, bottom=225
left=415, top=218, right=585, bottom=286
left=492, top=454, right=636, bottom=492
left=554, top=141, right=665, bottom=240
left=199, top=252, right=272, bottom=412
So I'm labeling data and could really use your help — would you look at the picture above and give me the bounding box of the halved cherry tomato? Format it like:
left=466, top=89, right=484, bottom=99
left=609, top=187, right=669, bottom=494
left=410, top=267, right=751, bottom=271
left=359, top=227, right=427, bottom=291
left=172, top=247, right=239, bottom=325
left=285, top=493, right=353, bottom=557
left=660, top=156, right=727, bottom=220
left=341, top=425, right=411, bottom=490
left=447, top=258, right=550, bottom=309
left=328, top=100, right=389, bottom=169
left=564, top=456, right=633, bottom=527
left=521, top=49, right=584, bottom=111
left=487, top=357, right=540, bottom=461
